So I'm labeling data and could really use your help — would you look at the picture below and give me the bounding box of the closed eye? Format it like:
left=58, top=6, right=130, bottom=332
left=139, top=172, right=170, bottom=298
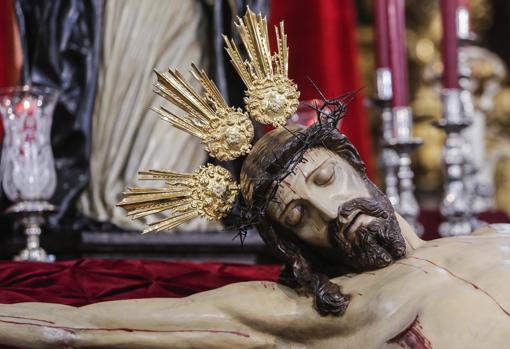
left=285, top=204, right=304, bottom=226
left=313, top=163, right=335, bottom=186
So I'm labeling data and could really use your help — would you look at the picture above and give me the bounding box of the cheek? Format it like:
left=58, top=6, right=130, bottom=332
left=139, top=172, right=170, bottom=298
left=348, top=172, right=370, bottom=194
left=269, top=183, right=294, bottom=219
left=293, top=210, right=332, bottom=249
left=328, top=168, right=370, bottom=203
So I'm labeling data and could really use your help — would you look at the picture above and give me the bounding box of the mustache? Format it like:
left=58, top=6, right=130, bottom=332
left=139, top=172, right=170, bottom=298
left=328, top=197, right=392, bottom=243
left=327, top=197, right=405, bottom=270
left=337, top=197, right=390, bottom=221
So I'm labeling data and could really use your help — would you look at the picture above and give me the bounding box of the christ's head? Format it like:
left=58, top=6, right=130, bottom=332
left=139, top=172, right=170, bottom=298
left=240, top=123, right=406, bottom=315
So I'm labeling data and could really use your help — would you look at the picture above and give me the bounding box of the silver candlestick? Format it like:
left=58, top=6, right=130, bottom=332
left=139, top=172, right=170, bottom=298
left=435, top=88, right=472, bottom=236
left=456, top=6, right=485, bottom=232
left=388, top=106, right=423, bottom=236
left=458, top=53, right=483, bottom=231
left=458, top=45, right=506, bottom=226
left=375, top=68, right=400, bottom=209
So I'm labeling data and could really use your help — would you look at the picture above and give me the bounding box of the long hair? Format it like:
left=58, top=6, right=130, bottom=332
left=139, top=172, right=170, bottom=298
left=240, top=121, right=370, bottom=315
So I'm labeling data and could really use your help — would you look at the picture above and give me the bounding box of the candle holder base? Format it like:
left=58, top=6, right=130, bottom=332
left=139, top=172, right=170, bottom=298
left=433, top=119, right=471, bottom=133
left=15, top=246, right=55, bottom=263
left=386, top=138, right=423, bottom=152
left=6, top=201, right=56, bottom=263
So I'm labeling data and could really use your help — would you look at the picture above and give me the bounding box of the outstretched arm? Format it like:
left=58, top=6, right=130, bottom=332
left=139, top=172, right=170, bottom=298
left=0, top=280, right=334, bottom=349
left=0, top=256, right=443, bottom=349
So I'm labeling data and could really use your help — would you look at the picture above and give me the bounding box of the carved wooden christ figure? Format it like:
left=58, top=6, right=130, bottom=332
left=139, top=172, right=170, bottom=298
left=240, top=123, right=407, bottom=315
left=1, top=124, right=510, bottom=348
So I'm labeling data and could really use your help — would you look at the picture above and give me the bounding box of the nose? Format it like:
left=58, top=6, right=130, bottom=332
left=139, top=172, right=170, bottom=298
left=306, top=194, right=338, bottom=221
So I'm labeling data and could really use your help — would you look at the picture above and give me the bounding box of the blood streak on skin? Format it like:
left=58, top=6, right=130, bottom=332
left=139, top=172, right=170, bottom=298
left=387, top=315, right=432, bottom=349
left=410, top=256, right=510, bottom=317
left=0, top=315, right=55, bottom=324
left=260, top=282, right=276, bottom=291
left=0, top=319, right=250, bottom=338
left=394, top=261, right=429, bottom=274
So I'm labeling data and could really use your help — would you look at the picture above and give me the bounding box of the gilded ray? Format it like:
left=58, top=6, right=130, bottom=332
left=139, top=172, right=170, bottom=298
left=223, top=7, right=300, bottom=127
left=152, top=66, right=254, bottom=161
left=118, top=165, right=239, bottom=234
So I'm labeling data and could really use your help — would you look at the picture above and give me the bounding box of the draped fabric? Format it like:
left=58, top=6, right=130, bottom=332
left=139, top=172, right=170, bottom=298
left=14, top=0, right=103, bottom=227
left=78, top=0, right=210, bottom=231
left=0, top=0, right=22, bottom=163
left=269, top=0, right=375, bottom=178
left=0, top=0, right=20, bottom=89
left=0, top=259, right=281, bottom=306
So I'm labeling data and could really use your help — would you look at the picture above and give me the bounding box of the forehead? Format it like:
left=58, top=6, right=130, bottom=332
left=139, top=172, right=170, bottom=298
left=270, top=147, right=349, bottom=211
left=294, top=147, right=337, bottom=176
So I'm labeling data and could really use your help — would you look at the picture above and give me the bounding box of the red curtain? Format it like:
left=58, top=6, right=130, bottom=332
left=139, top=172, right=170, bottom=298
left=0, top=0, right=19, bottom=88
left=0, top=0, right=20, bottom=143
left=270, top=0, right=374, bottom=178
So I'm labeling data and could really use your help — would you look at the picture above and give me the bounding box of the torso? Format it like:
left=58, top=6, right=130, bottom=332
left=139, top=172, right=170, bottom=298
left=319, top=224, right=510, bottom=348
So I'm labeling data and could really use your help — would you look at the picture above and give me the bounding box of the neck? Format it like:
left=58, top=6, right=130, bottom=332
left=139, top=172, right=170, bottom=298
left=396, top=213, right=424, bottom=252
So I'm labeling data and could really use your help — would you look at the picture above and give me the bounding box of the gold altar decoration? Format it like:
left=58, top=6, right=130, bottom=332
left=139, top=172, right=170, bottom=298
left=153, top=65, right=254, bottom=161
left=118, top=164, right=239, bottom=234
left=224, top=8, right=299, bottom=127
left=119, top=8, right=300, bottom=233
left=487, top=88, right=510, bottom=216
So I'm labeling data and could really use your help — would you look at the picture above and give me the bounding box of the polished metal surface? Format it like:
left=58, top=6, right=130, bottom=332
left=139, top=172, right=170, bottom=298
left=375, top=72, right=422, bottom=234
left=14, top=215, right=55, bottom=262
left=456, top=7, right=471, bottom=41
left=381, top=148, right=400, bottom=208
left=387, top=107, right=423, bottom=236
left=5, top=201, right=56, bottom=214
left=436, top=88, right=473, bottom=236
left=375, top=68, right=401, bottom=210
left=376, top=68, right=393, bottom=101
left=458, top=44, right=506, bottom=228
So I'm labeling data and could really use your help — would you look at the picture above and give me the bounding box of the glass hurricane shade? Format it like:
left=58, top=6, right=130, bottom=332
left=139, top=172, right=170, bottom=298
left=0, top=85, right=58, bottom=202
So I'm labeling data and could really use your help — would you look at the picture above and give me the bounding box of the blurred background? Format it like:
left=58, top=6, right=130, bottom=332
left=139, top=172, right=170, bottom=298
left=0, top=0, right=509, bottom=263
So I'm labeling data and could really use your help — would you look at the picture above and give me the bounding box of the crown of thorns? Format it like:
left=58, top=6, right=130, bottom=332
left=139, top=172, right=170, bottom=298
left=229, top=92, right=362, bottom=242
left=118, top=7, right=358, bottom=241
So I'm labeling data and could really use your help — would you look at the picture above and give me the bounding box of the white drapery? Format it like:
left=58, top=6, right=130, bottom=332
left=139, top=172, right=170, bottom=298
left=79, top=0, right=212, bottom=231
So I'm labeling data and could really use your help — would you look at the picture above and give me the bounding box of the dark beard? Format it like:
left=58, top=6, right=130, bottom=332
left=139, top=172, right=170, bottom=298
left=327, top=196, right=406, bottom=272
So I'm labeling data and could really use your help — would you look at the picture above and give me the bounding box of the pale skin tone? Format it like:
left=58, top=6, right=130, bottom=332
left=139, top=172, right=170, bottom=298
left=0, top=148, right=508, bottom=348
left=269, top=148, right=373, bottom=249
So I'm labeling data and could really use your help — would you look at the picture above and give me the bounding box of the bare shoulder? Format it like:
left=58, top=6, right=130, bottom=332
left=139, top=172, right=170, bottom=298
left=472, top=223, right=510, bottom=235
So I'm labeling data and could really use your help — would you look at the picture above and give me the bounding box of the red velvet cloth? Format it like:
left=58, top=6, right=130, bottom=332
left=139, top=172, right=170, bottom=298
left=0, top=213, right=507, bottom=307
left=0, top=259, right=281, bottom=306
left=270, top=0, right=375, bottom=178
left=419, top=209, right=510, bottom=240
left=0, top=211, right=507, bottom=306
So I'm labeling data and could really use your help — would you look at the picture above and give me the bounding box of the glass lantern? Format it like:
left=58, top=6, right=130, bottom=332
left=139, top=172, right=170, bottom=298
left=0, top=85, right=59, bottom=262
